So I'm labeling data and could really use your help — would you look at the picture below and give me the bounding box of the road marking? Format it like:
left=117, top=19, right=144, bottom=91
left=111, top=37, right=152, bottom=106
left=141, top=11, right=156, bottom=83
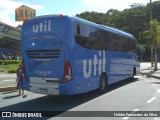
left=146, top=97, right=157, bottom=103
left=133, top=109, right=140, bottom=111
left=152, top=84, right=157, bottom=87
left=157, top=89, right=160, bottom=93
left=122, top=116, right=130, bottom=120
left=154, top=117, right=160, bottom=120
left=122, top=109, right=140, bottom=120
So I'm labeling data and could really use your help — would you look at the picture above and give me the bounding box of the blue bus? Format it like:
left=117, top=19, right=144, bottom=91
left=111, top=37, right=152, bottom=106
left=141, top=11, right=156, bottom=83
left=21, top=14, right=140, bottom=95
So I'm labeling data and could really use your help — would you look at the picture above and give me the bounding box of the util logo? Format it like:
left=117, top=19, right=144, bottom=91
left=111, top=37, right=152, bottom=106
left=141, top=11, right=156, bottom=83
left=32, top=20, right=51, bottom=32
left=83, top=51, right=106, bottom=78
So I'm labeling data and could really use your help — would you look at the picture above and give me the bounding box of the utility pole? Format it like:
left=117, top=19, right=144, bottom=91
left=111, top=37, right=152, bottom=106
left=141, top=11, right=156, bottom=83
left=150, top=0, right=152, bottom=19
left=150, top=0, right=154, bottom=67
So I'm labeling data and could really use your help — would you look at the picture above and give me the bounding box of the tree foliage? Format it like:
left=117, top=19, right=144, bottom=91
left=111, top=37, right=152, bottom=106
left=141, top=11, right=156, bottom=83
left=142, top=19, right=160, bottom=70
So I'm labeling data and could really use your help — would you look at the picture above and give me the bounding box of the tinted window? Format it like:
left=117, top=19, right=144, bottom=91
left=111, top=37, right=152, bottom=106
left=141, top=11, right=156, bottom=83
left=73, top=22, right=137, bottom=53
left=73, top=22, right=91, bottom=48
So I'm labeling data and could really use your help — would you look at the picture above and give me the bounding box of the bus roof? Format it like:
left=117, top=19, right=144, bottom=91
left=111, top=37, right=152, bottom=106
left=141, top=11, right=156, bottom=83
left=24, top=14, right=66, bottom=21
left=99, top=24, right=134, bottom=39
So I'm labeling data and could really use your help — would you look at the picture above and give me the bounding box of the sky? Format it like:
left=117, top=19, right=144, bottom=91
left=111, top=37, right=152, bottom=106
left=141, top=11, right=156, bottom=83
left=0, top=0, right=158, bottom=27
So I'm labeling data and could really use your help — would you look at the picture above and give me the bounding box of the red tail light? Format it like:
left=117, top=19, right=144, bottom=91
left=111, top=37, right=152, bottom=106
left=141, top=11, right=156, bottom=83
left=61, top=60, right=72, bottom=83
left=60, top=14, right=64, bottom=17
left=22, top=60, right=28, bottom=80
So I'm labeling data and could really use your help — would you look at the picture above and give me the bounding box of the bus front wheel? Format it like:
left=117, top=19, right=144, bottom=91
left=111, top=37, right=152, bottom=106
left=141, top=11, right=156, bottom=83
left=98, top=74, right=107, bottom=93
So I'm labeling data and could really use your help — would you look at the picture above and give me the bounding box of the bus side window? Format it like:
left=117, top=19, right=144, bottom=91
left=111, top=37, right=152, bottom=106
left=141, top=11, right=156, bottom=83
left=76, top=24, right=80, bottom=35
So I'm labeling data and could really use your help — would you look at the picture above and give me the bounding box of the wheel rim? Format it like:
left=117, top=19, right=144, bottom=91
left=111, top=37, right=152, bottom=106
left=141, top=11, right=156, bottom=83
left=101, top=76, right=106, bottom=90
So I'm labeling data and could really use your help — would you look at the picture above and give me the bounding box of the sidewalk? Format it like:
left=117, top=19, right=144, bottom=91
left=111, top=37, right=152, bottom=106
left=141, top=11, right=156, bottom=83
left=140, top=62, right=160, bottom=79
left=140, top=67, right=160, bottom=79
left=0, top=72, right=16, bottom=78
left=0, top=72, right=17, bottom=92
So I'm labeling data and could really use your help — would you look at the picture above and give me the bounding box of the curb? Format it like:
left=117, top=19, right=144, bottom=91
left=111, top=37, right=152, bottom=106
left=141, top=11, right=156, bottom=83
left=140, top=72, right=160, bottom=79
left=0, top=86, right=17, bottom=92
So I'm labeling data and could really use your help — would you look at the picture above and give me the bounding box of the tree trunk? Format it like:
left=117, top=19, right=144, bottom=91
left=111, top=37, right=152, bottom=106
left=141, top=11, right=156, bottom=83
left=154, top=44, right=158, bottom=71
left=151, top=48, right=154, bottom=67
left=158, top=48, right=159, bottom=62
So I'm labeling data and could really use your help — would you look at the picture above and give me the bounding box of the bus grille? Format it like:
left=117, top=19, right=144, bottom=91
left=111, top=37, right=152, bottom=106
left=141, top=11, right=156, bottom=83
left=26, top=49, right=61, bottom=59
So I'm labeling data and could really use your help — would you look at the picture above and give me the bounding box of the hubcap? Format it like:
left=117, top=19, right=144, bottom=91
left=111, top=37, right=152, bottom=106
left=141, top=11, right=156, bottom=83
left=101, top=77, right=105, bottom=90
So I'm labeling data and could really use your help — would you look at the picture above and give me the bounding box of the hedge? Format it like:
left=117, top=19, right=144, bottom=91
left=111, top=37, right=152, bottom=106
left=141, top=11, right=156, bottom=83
left=0, top=60, right=21, bottom=65
left=8, top=69, right=17, bottom=73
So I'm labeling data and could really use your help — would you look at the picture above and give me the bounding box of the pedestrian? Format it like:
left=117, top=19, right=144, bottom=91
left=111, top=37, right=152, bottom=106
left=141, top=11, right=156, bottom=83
left=16, top=64, right=27, bottom=97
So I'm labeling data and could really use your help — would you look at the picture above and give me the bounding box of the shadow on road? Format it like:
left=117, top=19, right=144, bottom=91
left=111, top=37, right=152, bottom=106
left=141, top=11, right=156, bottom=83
left=2, top=90, right=17, bottom=95
left=3, top=94, right=20, bottom=99
left=105, top=77, right=138, bottom=93
left=0, top=77, right=138, bottom=118
left=140, top=67, right=153, bottom=71
left=151, top=81, right=160, bottom=84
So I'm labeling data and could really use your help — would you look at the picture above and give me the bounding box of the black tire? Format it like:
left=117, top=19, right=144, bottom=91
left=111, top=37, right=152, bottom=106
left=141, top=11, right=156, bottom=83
left=98, top=74, right=107, bottom=93
left=132, top=68, right=136, bottom=79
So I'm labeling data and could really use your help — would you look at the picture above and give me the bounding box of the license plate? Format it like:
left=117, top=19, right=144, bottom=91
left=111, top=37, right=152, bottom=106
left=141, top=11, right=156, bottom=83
left=39, top=88, right=48, bottom=94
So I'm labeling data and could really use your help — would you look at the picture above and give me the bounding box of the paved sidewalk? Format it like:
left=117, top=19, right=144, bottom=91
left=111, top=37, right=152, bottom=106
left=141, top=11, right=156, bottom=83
left=140, top=62, right=160, bottom=79
left=140, top=67, right=160, bottom=79
left=0, top=72, right=16, bottom=92
left=0, top=72, right=16, bottom=78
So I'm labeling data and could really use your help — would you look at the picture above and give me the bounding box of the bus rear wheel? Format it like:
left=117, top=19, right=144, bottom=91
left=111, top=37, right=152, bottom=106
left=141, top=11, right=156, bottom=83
left=132, top=67, right=136, bottom=79
left=98, top=74, right=107, bottom=93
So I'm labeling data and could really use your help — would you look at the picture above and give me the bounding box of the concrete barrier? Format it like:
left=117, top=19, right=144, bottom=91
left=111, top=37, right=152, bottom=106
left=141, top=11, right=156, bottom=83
left=0, top=86, right=17, bottom=92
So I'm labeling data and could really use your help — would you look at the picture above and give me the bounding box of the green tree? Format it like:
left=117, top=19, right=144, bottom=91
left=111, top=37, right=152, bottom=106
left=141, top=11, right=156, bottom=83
left=142, top=19, right=160, bottom=71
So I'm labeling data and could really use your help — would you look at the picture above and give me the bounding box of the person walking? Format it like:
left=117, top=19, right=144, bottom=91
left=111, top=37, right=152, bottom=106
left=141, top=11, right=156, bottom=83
left=16, top=64, right=26, bottom=97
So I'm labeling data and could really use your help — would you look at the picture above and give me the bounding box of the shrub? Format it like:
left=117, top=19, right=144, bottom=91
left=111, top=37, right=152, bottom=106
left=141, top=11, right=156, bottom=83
left=8, top=69, right=17, bottom=73
left=0, top=60, right=4, bottom=65
left=0, top=60, right=21, bottom=65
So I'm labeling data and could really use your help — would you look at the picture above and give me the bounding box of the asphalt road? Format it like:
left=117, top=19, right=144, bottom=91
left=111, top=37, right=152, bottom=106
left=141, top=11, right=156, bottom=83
left=0, top=75, right=160, bottom=120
